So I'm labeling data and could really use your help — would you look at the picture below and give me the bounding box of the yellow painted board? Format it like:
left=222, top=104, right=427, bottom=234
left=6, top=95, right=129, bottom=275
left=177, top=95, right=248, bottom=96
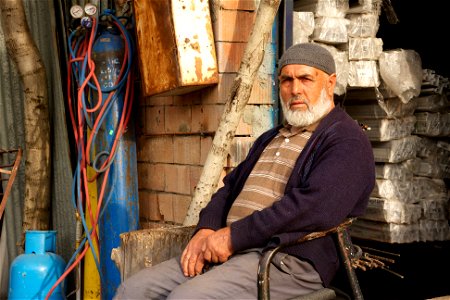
left=83, top=165, right=101, bottom=299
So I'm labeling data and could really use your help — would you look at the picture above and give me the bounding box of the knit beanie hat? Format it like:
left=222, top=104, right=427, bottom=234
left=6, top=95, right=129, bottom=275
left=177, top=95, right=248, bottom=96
left=278, top=43, right=336, bottom=75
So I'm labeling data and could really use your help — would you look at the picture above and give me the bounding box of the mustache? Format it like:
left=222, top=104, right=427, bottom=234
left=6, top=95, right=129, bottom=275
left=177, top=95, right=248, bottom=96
left=287, top=96, right=310, bottom=109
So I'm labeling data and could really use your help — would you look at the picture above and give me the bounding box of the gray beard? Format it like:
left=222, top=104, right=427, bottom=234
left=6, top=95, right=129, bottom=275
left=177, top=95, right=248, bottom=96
left=280, top=88, right=333, bottom=127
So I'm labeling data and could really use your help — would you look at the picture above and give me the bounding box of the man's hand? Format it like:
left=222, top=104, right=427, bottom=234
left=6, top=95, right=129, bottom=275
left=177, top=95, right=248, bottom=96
left=180, top=228, right=214, bottom=277
left=202, top=227, right=234, bottom=264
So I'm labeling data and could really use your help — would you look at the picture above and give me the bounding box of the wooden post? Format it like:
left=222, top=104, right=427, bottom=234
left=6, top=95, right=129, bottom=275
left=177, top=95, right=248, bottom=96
left=0, top=0, right=51, bottom=246
left=183, top=0, right=282, bottom=226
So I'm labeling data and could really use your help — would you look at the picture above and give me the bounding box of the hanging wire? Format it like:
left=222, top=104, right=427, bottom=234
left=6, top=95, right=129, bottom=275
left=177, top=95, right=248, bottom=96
left=45, top=7, right=135, bottom=299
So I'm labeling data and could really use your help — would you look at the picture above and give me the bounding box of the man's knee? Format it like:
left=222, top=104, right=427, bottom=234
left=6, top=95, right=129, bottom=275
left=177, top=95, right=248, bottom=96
left=113, top=281, right=145, bottom=299
left=168, top=281, right=229, bottom=299
left=113, top=257, right=184, bottom=299
left=167, top=282, right=197, bottom=300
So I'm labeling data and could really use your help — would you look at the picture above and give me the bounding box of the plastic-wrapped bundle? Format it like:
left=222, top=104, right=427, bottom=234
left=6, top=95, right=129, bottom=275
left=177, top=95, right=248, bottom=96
left=312, top=17, right=349, bottom=44
left=421, top=69, right=450, bottom=94
left=360, top=115, right=416, bottom=141
left=347, top=13, right=379, bottom=37
left=350, top=219, right=420, bottom=243
left=348, top=37, right=383, bottom=60
left=421, top=198, right=449, bottom=221
left=343, top=80, right=396, bottom=100
left=414, top=93, right=449, bottom=112
left=348, top=60, right=380, bottom=87
left=408, top=157, right=443, bottom=179
left=371, top=135, right=419, bottom=163
left=371, top=179, right=415, bottom=203
left=361, top=197, right=422, bottom=224
left=416, top=136, right=441, bottom=158
left=293, top=11, right=315, bottom=44
left=419, top=219, right=450, bottom=242
left=294, top=0, right=349, bottom=18
left=379, top=49, right=422, bottom=104
left=413, top=112, right=447, bottom=136
left=321, top=44, right=349, bottom=95
left=412, top=177, right=447, bottom=201
left=345, top=97, right=417, bottom=119
left=437, top=141, right=450, bottom=178
left=415, top=137, right=450, bottom=176
left=375, top=162, right=413, bottom=181
left=442, top=112, right=450, bottom=136
left=347, top=0, right=382, bottom=14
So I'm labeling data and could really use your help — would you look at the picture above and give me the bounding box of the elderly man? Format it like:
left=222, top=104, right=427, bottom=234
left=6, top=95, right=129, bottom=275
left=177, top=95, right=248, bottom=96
left=114, top=43, right=375, bottom=299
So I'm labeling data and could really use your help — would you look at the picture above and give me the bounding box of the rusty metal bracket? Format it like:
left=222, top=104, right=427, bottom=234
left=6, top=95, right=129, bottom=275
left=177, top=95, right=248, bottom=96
left=355, top=245, right=404, bottom=279
left=0, top=147, right=23, bottom=220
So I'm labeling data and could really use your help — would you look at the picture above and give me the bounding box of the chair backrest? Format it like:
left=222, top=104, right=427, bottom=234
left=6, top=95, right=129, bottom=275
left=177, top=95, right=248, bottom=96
left=0, top=147, right=23, bottom=220
left=257, top=218, right=364, bottom=300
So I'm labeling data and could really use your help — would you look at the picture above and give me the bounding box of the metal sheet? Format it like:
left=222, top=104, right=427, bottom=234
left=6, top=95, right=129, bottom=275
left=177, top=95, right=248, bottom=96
left=0, top=1, right=75, bottom=297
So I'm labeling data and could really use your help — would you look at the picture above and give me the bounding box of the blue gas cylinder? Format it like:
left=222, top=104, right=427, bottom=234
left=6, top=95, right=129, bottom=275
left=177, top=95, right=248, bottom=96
left=92, top=28, right=139, bottom=300
left=8, top=230, right=66, bottom=299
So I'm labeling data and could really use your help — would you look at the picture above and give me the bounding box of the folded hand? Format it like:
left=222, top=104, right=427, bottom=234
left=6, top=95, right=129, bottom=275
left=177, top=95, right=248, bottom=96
left=180, top=228, right=214, bottom=277
left=202, top=227, right=233, bottom=264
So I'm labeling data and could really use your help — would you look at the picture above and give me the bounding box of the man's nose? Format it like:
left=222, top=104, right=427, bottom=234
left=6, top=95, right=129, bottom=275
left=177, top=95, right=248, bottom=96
left=291, top=79, right=303, bottom=95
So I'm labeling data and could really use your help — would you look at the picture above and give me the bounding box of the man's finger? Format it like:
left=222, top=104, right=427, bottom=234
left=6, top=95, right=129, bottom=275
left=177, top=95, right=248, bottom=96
left=180, top=248, right=188, bottom=265
left=181, top=253, right=192, bottom=276
left=187, top=255, right=198, bottom=277
left=211, top=253, right=219, bottom=264
left=194, top=253, right=205, bottom=275
left=203, top=249, right=211, bottom=262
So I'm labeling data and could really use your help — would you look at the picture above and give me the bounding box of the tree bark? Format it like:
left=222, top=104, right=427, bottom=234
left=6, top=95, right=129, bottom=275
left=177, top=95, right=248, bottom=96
left=0, top=0, right=51, bottom=244
left=183, top=0, right=281, bottom=226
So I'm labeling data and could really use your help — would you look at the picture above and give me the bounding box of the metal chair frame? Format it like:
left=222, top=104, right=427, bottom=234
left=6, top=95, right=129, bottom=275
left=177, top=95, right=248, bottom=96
left=0, top=147, right=23, bottom=220
left=257, top=218, right=364, bottom=300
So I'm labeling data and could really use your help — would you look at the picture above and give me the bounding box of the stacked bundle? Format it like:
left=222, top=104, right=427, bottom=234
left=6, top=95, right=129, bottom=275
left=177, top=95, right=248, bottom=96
left=345, top=63, right=449, bottom=243
left=291, top=0, right=450, bottom=243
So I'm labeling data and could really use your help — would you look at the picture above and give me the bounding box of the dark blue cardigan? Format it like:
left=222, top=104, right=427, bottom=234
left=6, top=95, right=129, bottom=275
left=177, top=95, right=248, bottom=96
left=195, top=105, right=375, bottom=286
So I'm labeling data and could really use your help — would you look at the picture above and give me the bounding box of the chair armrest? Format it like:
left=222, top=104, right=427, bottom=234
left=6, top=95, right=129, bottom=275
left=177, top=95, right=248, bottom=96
left=257, top=218, right=360, bottom=300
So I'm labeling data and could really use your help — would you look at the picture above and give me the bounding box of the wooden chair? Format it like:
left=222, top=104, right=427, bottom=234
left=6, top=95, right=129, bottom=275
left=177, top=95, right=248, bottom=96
left=0, top=147, right=23, bottom=220
left=257, top=218, right=365, bottom=300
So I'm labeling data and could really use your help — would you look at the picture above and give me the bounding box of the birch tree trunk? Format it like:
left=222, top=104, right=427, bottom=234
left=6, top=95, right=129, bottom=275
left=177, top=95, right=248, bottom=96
left=0, top=0, right=51, bottom=244
left=183, top=0, right=281, bottom=226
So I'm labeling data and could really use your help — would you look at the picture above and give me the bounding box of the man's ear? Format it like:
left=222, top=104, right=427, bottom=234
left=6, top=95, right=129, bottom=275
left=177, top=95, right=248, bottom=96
left=327, top=73, right=337, bottom=97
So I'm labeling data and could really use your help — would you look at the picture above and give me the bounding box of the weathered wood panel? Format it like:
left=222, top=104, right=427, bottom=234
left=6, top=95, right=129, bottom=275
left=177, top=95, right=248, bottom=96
left=133, top=0, right=218, bottom=96
left=112, top=223, right=195, bottom=280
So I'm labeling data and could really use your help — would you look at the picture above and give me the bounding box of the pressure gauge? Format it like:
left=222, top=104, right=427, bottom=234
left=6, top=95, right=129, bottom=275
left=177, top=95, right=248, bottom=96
left=84, top=3, right=97, bottom=16
left=81, top=16, right=93, bottom=28
left=70, top=5, right=84, bottom=19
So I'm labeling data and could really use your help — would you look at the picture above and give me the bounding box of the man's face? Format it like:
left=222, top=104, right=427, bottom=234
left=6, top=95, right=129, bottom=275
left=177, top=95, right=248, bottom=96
left=278, top=64, right=336, bottom=127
